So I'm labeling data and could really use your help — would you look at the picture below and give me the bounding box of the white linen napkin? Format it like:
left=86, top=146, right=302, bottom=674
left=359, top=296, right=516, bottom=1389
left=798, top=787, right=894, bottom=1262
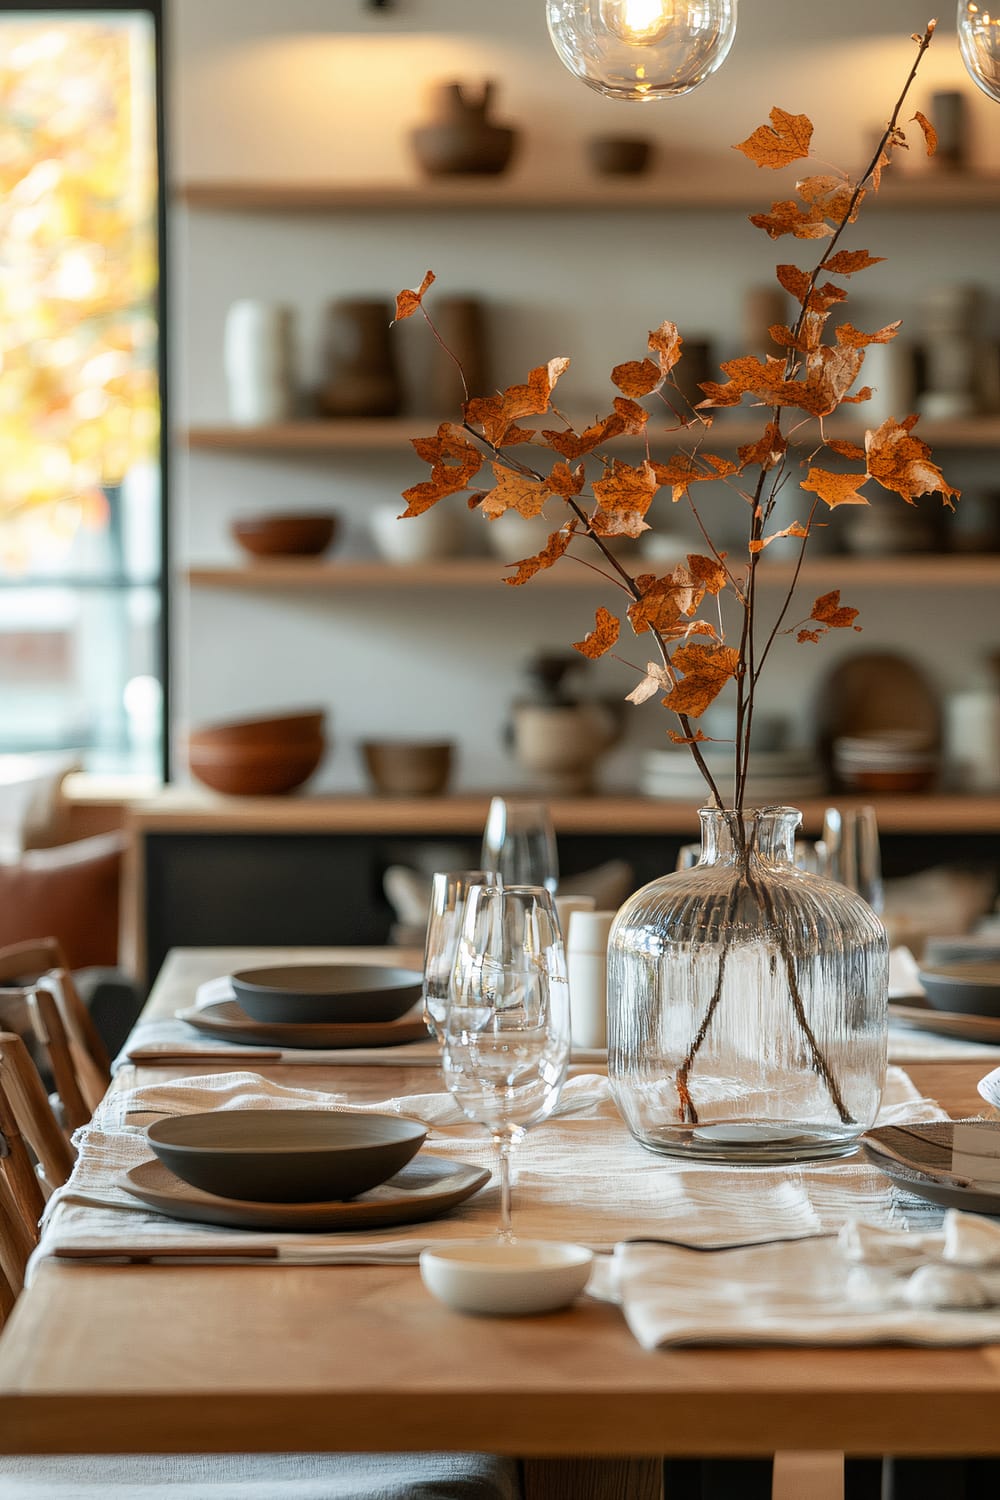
left=120, top=977, right=608, bottom=1070
left=602, top=1209, right=1000, bottom=1349
left=31, top=1067, right=944, bottom=1276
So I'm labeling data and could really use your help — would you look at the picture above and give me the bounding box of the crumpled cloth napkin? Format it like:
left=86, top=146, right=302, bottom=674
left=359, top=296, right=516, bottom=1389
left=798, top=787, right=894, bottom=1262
left=31, top=1067, right=944, bottom=1277
left=595, top=1208, right=1000, bottom=1350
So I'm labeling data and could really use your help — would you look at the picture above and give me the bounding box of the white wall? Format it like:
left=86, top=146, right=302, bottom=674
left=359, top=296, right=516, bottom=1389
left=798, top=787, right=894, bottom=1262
left=168, top=1, right=1000, bottom=792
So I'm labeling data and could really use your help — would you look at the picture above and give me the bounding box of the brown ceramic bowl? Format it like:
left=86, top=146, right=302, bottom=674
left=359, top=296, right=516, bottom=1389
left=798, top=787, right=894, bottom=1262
left=188, top=710, right=326, bottom=751
left=586, top=136, right=653, bottom=176
left=188, top=738, right=325, bottom=796
left=360, top=740, right=453, bottom=797
left=230, top=512, right=339, bottom=559
left=839, top=766, right=937, bottom=794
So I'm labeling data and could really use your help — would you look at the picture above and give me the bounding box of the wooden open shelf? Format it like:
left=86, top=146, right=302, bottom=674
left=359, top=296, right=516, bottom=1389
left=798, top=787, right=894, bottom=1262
left=177, top=175, right=1000, bottom=214
left=181, top=416, right=1000, bottom=455
left=184, top=554, right=1000, bottom=592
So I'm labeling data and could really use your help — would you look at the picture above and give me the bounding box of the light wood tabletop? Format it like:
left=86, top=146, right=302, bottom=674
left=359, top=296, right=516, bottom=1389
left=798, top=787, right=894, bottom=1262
left=1, top=948, right=999, bottom=1468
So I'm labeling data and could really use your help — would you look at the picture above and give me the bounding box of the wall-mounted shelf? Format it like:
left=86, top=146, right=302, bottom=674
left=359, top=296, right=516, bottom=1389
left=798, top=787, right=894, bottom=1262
left=177, top=176, right=1000, bottom=214
left=182, top=417, right=1000, bottom=455
left=185, top=555, right=1000, bottom=591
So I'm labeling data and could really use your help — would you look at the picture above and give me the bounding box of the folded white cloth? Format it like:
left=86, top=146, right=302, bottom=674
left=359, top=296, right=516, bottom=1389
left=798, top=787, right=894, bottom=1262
left=604, top=1208, right=1000, bottom=1348
left=31, top=1067, right=944, bottom=1278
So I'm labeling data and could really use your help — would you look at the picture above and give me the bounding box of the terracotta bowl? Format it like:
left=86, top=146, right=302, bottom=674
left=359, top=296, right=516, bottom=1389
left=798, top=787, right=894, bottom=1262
left=188, top=737, right=325, bottom=796
left=230, top=512, right=339, bottom=559
left=188, top=710, right=326, bottom=751
left=360, top=740, right=453, bottom=797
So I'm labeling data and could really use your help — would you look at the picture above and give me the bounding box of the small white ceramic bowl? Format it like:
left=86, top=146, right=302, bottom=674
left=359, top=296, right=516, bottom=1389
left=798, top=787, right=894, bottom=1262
left=419, top=1240, right=594, bottom=1316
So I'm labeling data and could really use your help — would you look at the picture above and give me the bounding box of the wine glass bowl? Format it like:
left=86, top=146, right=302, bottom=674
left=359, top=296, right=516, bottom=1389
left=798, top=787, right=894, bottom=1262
left=421, top=869, right=499, bottom=1038
left=441, top=884, right=571, bottom=1240
left=480, top=797, right=559, bottom=893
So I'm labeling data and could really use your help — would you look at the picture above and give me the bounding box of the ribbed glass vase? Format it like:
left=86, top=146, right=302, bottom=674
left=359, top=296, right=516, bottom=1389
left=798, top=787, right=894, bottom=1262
left=607, top=806, right=888, bottom=1163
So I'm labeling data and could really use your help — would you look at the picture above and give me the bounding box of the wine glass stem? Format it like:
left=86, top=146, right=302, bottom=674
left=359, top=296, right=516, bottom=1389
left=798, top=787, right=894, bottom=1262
left=493, top=1134, right=515, bottom=1243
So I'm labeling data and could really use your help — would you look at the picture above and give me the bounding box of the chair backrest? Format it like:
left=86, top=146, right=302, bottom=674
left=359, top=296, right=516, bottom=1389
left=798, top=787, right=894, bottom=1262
left=0, top=983, right=90, bottom=1135
left=0, top=1031, right=77, bottom=1325
left=0, top=940, right=111, bottom=1119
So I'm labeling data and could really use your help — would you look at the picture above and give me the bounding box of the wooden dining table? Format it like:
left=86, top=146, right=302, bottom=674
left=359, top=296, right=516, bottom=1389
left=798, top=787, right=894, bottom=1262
left=1, top=946, right=999, bottom=1496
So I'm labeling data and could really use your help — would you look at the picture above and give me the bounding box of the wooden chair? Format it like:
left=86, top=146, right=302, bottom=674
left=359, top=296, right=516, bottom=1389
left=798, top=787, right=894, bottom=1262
left=0, top=982, right=90, bottom=1134
left=0, top=939, right=112, bottom=1107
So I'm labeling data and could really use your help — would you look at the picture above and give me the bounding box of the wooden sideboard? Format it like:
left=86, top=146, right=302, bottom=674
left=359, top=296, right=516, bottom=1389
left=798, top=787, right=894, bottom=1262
left=123, top=790, right=1000, bottom=983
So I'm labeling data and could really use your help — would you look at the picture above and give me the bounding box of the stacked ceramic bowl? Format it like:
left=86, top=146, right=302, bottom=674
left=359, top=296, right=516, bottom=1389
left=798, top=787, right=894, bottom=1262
left=832, top=730, right=938, bottom=793
left=639, top=746, right=824, bottom=804
left=187, top=710, right=327, bottom=796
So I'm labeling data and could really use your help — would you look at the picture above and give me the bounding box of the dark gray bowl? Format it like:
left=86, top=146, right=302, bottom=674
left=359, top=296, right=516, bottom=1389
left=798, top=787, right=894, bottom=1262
left=919, top=961, right=1000, bottom=1018
left=146, top=1110, right=427, bottom=1203
left=230, top=964, right=423, bottom=1025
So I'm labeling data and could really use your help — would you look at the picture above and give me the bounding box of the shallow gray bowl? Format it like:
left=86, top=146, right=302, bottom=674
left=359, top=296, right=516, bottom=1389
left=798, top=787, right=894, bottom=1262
left=146, top=1109, right=427, bottom=1203
left=918, top=961, right=1000, bottom=1018
left=231, top=964, right=423, bottom=1025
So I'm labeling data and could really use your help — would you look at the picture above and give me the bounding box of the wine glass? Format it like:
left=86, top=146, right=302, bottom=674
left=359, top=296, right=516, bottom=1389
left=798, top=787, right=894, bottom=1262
left=441, top=884, right=571, bottom=1242
left=819, top=805, right=884, bottom=914
left=480, top=797, right=559, bottom=893
left=421, top=868, right=499, bottom=1039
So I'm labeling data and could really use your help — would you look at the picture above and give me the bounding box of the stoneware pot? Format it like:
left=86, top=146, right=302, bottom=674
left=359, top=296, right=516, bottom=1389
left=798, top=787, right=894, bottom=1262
left=411, top=81, right=518, bottom=177
left=318, top=299, right=401, bottom=419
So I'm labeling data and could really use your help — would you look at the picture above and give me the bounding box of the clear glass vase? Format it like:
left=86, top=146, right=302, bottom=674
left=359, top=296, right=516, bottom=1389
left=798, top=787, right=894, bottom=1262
left=607, top=806, right=888, bottom=1163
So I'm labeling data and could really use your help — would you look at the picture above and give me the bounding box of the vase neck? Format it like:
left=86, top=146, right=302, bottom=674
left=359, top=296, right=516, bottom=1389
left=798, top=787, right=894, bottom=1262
left=697, top=806, right=802, bottom=866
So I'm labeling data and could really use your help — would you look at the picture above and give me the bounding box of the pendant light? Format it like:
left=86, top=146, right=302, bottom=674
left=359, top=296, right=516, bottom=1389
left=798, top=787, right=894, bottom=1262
left=546, top=0, right=739, bottom=101
left=958, top=2, right=1000, bottom=102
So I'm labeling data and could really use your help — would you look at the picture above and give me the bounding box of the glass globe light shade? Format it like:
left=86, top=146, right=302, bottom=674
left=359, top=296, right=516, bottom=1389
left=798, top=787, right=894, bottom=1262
left=546, top=0, right=738, bottom=102
left=958, top=1, right=1000, bottom=103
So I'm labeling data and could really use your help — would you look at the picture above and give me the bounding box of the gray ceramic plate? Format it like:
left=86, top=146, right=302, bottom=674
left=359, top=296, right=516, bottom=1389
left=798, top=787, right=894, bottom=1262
left=918, top=962, right=1000, bottom=1019
left=146, top=1109, right=427, bottom=1203
left=889, top=998, right=1000, bottom=1045
left=180, top=998, right=429, bottom=1050
left=231, top=964, right=423, bottom=1025
left=863, top=1123, right=1000, bottom=1216
left=120, top=1153, right=491, bottom=1231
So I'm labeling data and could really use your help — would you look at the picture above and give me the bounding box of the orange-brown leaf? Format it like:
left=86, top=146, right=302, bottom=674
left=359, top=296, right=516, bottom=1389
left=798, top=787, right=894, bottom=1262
left=776, top=264, right=813, bottom=303
left=401, top=423, right=483, bottom=516
left=738, top=420, right=788, bottom=471
left=464, top=357, right=571, bottom=447
left=612, top=357, right=662, bottom=398
left=750, top=199, right=832, bottom=240
left=797, top=628, right=822, bottom=643
left=810, top=589, right=859, bottom=629
left=480, top=464, right=551, bottom=520
left=801, top=468, right=871, bottom=509
left=573, top=606, right=620, bottom=660
left=542, top=412, right=625, bottom=459
left=734, top=107, right=813, bottom=170
left=613, top=396, right=650, bottom=433
left=648, top=321, right=684, bottom=376
left=650, top=452, right=738, bottom=500
left=835, top=320, right=901, bottom=348
left=591, top=459, right=659, bottom=538
left=913, top=110, right=938, bottom=156
left=627, top=566, right=705, bottom=635
left=394, top=270, right=435, bottom=322
left=748, top=521, right=810, bottom=553
left=869, top=148, right=892, bottom=192
left=545, top=460, right=586, bottom=499
left=667, top=729, right=709, bottom=744
left=661, top=643, right=741, bottom=718
left=865, top=417, right=961, bottom=508
left=821, top=249, right=886, bottom=275
left=687, top=553, right=728, bottom=595
left=842, top=385, right=873, bottom=405
left=825, top=438, right=866, bottom=461
left=502, top=525, right=575, bottom=586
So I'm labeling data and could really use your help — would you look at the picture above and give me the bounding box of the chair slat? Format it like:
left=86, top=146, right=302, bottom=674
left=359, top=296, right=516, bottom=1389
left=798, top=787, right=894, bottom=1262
left=0, top=1032, right=75, bottom=1190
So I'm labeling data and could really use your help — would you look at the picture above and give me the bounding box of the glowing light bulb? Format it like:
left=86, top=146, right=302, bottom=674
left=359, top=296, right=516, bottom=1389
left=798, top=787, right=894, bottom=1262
left=958, top=1, right=1000, bottom=103
left=546, top=0, right=738, bottom=101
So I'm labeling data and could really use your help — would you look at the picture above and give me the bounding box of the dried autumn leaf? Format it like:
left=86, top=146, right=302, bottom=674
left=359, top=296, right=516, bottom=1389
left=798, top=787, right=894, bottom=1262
left=612, top=396, right=651, bottom=433
left=465, top=357, right=571, bottom=447
left=797, top=628, right=822, bottom=644
left=573, top=606, right=620, bottom=660
left=480, top=464, right=550, bottom=520
left=869, top=148, right=892, bottom=192
left=612, top=357, right=662, bottom=398
left=394, top=269, right=435, bottom=322
left=625, top=661, right=673, bottom=705
left=545, top=460, right=586, bottom=499
left=650, top=452, right=739, bottom=501
left=734, top=107, right=814, bottom=170
left=913, top=110, right=938, bottom=156
left=825, top=438, right=866, bottom=461
left=750, top=199, right=832, bottom=241
left=503, top=525, right=575, bottom=586
left=591, top=459, right=659, bottom=538
left=667, top=729, right=710, bottom=745
left=661, top=642, right=741, bottom=718
left=776, top=264, right=813, bottom=303
left=542, top=411, right=625, bottom=460
left=801, top=468, right=871, bottom=508
left=628, top=567, right=705, bottom=635
left=865, top=417, right=961, bottom=507
left=687, top=553, right=728, bottom=595
left=810, top=589, right=860, bottom=629
left=835, top=320, right=901, bottom=348
left=648, top=321, right=683, bottom=376
left=401, top=424, right=483, bottom=516
left=821, top=249, right=886, bottom=275
left=748, top=521, right=810, bottom=552
left=738, top=420, right=788, bottom=471
left=842, top=385, right=873, bottom=405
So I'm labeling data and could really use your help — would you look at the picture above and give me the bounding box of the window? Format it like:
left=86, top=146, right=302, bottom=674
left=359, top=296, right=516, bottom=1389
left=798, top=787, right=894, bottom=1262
left=0, top=1, right=166, bottom=777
